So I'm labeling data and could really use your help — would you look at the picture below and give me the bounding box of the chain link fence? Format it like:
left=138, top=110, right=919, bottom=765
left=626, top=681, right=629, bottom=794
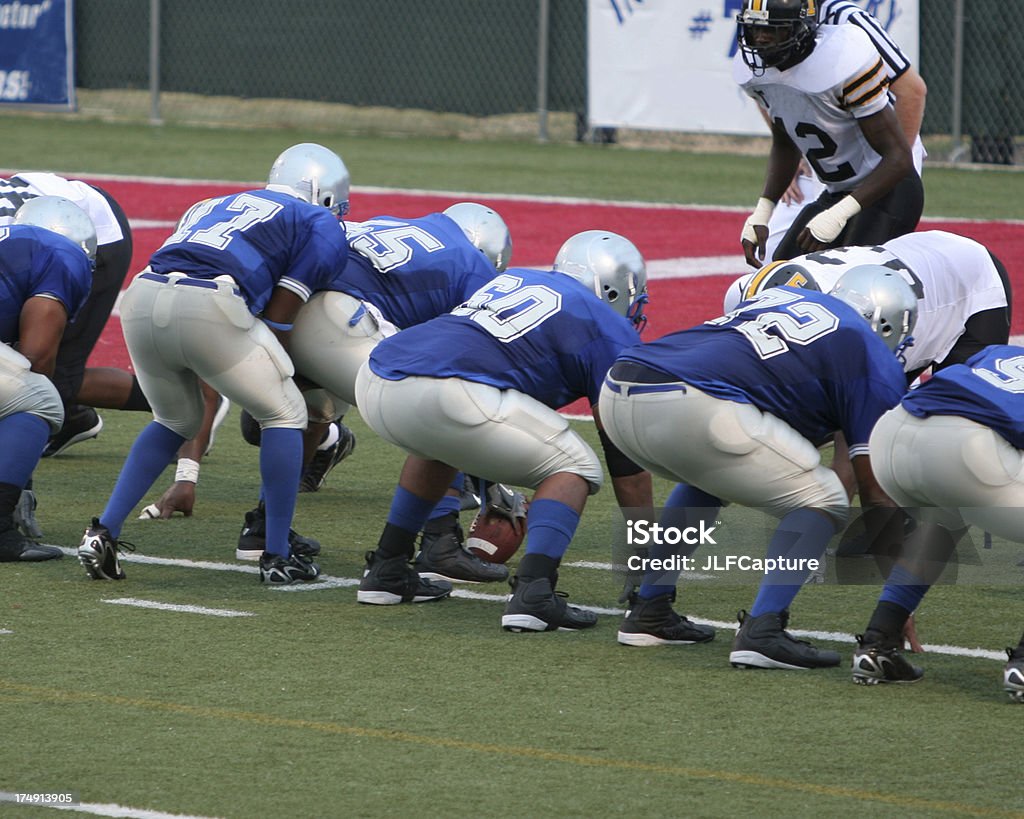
left=71, top=0, right=1021, bottom=164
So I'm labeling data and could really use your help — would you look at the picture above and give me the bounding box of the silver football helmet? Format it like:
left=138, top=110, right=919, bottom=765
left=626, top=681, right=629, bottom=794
left=13, top=195, right=98, bottom=262
left=828, top=264, right=918, bottom=353
left=267, top=143, right=350, bottom=217
left=553, top=230, right=648, bottom=328
left=742, top=260, right=820, bottom=301
left=443, top=202, right=512, bottom=272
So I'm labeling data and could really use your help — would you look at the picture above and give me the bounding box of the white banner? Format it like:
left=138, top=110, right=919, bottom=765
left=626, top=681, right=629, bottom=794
left=588, top=0, right=918, bottom=135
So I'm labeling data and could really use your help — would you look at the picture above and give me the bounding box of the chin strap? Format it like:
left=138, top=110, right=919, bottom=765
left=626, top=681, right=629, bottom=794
left=895, top=335, right=915, bottom=368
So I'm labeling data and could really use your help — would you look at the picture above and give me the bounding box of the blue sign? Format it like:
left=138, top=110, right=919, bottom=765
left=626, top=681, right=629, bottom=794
left=0, top=0, right=75, bottom=110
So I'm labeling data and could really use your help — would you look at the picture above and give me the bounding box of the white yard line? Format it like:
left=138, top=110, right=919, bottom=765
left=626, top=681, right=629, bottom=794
left=0, top=793, right=220, bottom=819
left=102, top=598, right=254, bottom=618
left=61, top=545, right=1007, bottom=660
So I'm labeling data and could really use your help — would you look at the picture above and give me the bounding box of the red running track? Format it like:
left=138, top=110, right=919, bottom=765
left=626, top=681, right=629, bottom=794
left=84, top=176, right=1024, bottom=376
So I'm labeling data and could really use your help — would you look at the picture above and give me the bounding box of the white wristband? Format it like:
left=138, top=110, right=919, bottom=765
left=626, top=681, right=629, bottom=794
left=175, top=458, right=200, bottom=484
left=807, top=195, right=862, bottom=243
left=741, top=197, right=776, bottom=244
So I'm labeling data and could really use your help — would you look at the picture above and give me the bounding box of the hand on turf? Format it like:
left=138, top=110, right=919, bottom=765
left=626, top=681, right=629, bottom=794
left=903, top=613, right=924, bottom=654
left=148, top=482, right=196, bottom=519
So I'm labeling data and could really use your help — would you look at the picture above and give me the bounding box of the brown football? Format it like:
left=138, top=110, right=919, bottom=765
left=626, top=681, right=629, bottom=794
left=465, top=510, right=525, bottom=564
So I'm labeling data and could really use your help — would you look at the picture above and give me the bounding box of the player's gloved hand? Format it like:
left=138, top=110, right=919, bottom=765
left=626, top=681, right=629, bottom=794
left=800, top=195, right=861, bottom=249
left=139, top=481, right=196, bottom=519
left=741, top=197, right=775, bottom=268
left=482, top=483, right=528, bottom=537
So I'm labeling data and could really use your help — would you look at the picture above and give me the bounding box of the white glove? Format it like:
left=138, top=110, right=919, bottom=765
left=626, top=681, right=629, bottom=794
left=806, top=195, right=862, bottom=243
left=741, top=197, right=776, bottom=245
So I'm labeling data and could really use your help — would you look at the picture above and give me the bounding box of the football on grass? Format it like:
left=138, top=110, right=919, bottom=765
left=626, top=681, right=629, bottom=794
left=466, top=510, right=525, bottom=564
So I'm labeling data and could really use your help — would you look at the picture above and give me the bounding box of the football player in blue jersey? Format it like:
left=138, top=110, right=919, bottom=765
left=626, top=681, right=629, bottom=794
left=598, top=265, right=917, bottom=669
left=851, top=344, right=1024, bottom=700
left=0, top=172, right=144, bottom=541
left=139, top=202, right=518, bottom=584
left=0, top=196, right=96, bottom=562
left=354, top=230, right=655, bottom=631
left=77, top=143, right=351, bottom=585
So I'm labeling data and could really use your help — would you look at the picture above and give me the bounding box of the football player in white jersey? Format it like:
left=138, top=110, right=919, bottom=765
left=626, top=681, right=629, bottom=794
left=740, top=231, right=1012, bottom=382
left=761, top=0, right=928, bottom=261
left=735, top=0, right=923, bottom=267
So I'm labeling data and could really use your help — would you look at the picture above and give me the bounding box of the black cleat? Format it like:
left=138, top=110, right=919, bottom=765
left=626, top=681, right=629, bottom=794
left=1004, top=646, right=1024, bottom=702
left=729, top=609, right=841, bottom=670
left=13, top=489, right=44, bottom=540
left=357, top=550, right=452, bottom=605
left=299, top=421, right=356, bottom=493
left=501, top=576, right=597, bottom=632
left=258, top=551, right=321, bottom=585
left=42, top=405, right=103, bottom=457
left=0, top=526, right=62, bottom=562
left=617, top=591, right=715, bottom=646
left=77, top=518, right=133, bottom=580
left=414, top=513, right=508, bottom=584
left=236, top=502, right=321, bottom=561
left=851, top=631, right=924, bottom=685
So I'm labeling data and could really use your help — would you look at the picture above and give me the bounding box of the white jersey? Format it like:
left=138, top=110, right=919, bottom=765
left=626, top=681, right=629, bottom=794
left=734, top=25, right=892, bottom=193
left=788, top=231, right=1007, bottom=373
left=0, top=172, right=124, bottom=245
left=816, top=1, right=911, bottom=76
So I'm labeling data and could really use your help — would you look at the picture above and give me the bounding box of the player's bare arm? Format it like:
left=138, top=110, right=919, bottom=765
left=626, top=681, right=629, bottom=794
left=797, top=106, right=912, bottom=253
left=18, top=297, right=68, bottom=377
left=742, top=121, right=802, bottom=267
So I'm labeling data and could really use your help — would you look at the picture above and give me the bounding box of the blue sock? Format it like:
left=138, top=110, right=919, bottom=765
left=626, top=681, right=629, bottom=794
left=638, top=483, right=721, bottom=600
left=878, top=564, right=930, bottom=613
left=387, top=485, right=438, bottom=535
left=0, top=413, right=50, bottom=487
left=260, top=428, right=303, bottom=556
left=524, top=498, right=580, bottom=561
left=427, top=472, right=464, bottom=521
left=749, top=508, right=836, bottom=617
left=102, top=421, right=186, bottom=538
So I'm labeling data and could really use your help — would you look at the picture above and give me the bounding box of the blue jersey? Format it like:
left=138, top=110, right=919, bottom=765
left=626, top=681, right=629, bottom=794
left=902, top=345, right=1024, bottom=449
left=369, top=268, right=641, bottom=409
left=149, top=189, right=347, bottom=315
left=0, top=225, right=92, bottom=345
left=332, top=214, right=501, bottom=329
left=616, top=287, right=906, bottom=455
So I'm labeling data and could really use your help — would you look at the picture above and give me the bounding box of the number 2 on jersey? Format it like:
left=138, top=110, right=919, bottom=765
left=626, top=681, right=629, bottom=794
left=710, top=289, right=839, bottom=359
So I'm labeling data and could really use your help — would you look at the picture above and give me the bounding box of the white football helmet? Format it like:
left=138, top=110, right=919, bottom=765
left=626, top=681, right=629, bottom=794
left=443, top=202, right=512, bottom=272
left=14, top=195, right=98, bottom=263
left=267, top=143, right=350, bottom=217
left=553, top=230, right=648, bottom=328
left=723, top=272, right=754, bottom=314
left=828, top=264, right=918, bottom=352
